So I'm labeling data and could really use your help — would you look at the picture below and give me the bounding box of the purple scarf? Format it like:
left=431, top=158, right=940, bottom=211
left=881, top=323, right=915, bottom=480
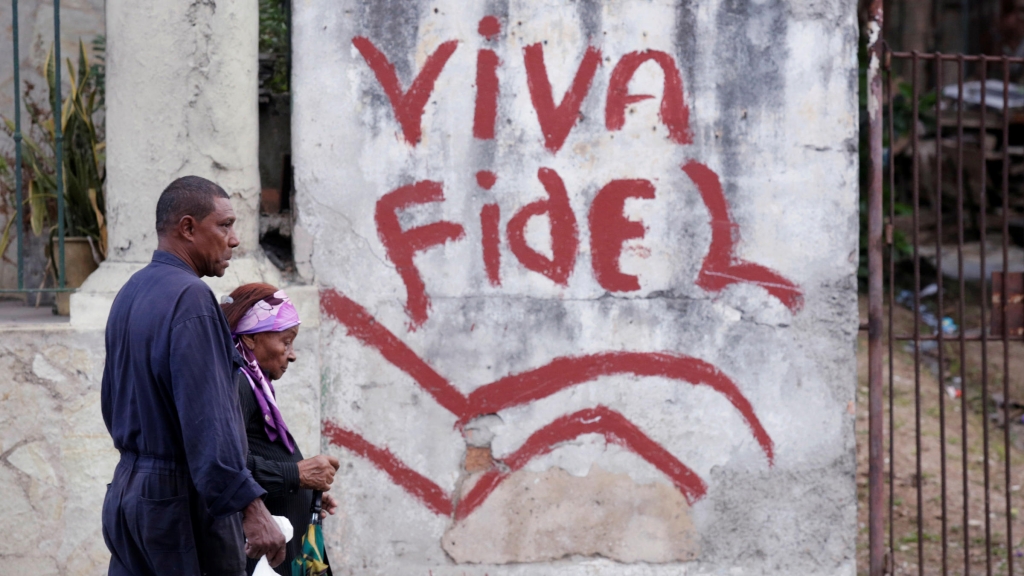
left=232, top=290, right=301, bottom=453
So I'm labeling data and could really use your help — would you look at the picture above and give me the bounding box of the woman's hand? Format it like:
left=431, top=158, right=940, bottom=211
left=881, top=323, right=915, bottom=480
left=320, top=492, right=338, bottom=518
left=297, top=454, right=340, bottom=491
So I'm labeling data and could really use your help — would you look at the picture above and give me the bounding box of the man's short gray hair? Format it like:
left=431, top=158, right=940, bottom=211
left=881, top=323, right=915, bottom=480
left=155, top=176, right=230, bottom=235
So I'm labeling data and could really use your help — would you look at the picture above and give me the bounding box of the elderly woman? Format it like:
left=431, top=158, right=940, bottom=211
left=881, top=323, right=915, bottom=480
left=222, top=283, right=339, bottom=575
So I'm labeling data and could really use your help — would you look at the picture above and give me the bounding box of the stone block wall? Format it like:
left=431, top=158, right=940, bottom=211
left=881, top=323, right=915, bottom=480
left=0, top=1, right=307, bottom=574
left=293, top=0, right=859, bottom=574
left=0, top=327, right=113, bottom=574
left=0, top=284, right=321, bottom=575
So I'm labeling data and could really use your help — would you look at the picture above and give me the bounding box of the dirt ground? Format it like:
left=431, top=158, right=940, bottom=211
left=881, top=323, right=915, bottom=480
left=856, top=295, right=1024, bottom=575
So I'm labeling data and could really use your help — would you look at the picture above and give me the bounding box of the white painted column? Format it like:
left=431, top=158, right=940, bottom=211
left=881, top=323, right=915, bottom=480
left=72, top=0, right=279, bottom=327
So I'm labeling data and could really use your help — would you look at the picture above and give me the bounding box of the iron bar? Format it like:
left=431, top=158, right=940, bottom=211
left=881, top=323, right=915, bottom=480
left=935, top=52, right=949, bottom=575
left=977, top=55, right=992, bottom=576
left=867, top=3, right=886, bottom=574
left=970, top=56, right=995, bottom=573
left=937, top=51, right=966, bottom=573
left=1001, top=56, right=1014, bottom=576
left=12, top=0, right=24, bottom=291
left=946, top=51, right=962, bottom=573
left=911, top=48, right=926, bottom=576
left=958, top=52, right=991, bottom=573
left=891, top=52, right=1024, bottom=63
left=886, top=48, right=897, bottom=575
left=894, top=334, right=1024, bottom=343
left=53, top=0, right=64, bottom=289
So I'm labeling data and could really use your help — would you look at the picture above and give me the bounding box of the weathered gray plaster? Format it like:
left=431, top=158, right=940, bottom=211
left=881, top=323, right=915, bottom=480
left=295, top=0, right=858, bottom=573
left=0, top=0, right=105, bottom=124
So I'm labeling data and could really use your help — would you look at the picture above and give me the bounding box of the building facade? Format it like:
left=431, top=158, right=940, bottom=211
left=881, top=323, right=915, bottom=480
left=0, top=1, right=859, bottom=574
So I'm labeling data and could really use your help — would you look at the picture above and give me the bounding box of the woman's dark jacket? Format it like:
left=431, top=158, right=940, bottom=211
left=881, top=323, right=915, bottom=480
left=236, top=371, right=311, bottom=576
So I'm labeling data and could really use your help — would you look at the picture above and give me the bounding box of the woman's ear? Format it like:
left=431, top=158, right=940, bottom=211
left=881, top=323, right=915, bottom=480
left=239, top=333, right=257, bottom=349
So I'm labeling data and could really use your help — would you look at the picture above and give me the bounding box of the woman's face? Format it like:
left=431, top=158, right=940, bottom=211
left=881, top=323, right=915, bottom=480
left=244, top=326, right=299, bottom=380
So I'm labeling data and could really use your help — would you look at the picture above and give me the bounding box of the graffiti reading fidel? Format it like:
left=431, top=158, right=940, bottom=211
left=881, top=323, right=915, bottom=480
left=321, top=14, right=799, bottom=529
left=353, top=22, right=802, bottom=329
left=294, top=1, right=858, bottom=571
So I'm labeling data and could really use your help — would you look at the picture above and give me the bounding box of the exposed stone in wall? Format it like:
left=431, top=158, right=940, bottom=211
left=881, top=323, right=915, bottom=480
left=444, top=466, right=700, bottom=564
left=0, top=292, right=321, bottom=574
left=0, top=328, right=114, bottom=575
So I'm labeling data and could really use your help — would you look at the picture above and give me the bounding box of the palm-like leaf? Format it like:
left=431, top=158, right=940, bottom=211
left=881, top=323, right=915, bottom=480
left=1, top=38, right=106, bottom=272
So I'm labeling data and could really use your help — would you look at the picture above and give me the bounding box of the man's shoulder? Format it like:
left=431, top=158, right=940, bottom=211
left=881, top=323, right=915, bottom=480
left=171, top=281, right=220, bottom=323
left=114, top=261, right=217, bottom=320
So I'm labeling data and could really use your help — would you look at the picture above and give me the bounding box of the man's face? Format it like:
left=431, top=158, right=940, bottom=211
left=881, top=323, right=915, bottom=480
left=192, top=197, right=239, bottom=277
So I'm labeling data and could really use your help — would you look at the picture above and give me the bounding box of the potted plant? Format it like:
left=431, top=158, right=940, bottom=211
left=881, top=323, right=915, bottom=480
left=1, top=38, right=106, bottom=314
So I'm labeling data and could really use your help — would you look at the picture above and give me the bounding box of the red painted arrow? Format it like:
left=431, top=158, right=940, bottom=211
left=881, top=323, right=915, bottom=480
left=319, top=290, right=774, bottom=517
left=323, top=405, right=708, bottom=520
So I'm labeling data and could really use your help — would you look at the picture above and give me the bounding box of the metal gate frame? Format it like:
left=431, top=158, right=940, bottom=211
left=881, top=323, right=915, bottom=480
left=866, top=6, right=886, bottom=575
left=867, top=4, right=1024, bottom=575
left=4, top=0, right=69, bottom=295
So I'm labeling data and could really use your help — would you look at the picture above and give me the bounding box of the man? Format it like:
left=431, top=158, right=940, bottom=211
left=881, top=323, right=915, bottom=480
left=101, top=176, right=286, bottom=575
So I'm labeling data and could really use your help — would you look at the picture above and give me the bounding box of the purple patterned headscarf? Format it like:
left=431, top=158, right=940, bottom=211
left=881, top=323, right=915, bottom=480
left=232, top=290, right=301, bottom=453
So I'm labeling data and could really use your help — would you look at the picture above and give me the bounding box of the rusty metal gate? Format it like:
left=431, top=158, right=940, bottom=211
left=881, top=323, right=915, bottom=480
left=867, top=9, right=1024, bottom=576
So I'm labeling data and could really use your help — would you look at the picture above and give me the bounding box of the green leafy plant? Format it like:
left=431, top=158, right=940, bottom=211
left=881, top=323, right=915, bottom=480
left=0, top=155, right=12, bottom=263
left=90, top=35, right=105, bottom=107
left=0, top=39, right=106, bottom=265
left=259, top=0, right=289, bottom=94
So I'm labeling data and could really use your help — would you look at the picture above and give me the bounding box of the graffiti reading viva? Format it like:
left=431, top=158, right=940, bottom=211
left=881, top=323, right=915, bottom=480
left=321, top=16, right=803, bottom=523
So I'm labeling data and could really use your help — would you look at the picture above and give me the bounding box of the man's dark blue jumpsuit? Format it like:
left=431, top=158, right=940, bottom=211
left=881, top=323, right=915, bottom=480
left=101, top=251, right=266, bottom=575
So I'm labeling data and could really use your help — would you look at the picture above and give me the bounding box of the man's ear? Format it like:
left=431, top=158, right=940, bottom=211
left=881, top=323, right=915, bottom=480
left=177, top=215, right=197, bottom=242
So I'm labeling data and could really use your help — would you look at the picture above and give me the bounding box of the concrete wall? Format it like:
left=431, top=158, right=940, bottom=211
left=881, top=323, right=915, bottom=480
left=103, top=0, right=260, bottom=264
left=72, top=0, right=280, bottom=327
left=0, top=294, right=321, bottom=574
left=0, top=0, right=105, bottom=124
left=293, top=0, right=859, bottom=574
left=0, top=0, right=860, bottom=574
left=0, top=2, right=317, bottom=575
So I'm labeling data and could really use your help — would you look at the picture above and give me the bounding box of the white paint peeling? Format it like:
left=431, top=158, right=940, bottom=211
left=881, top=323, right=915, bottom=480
left=867, top=53, right=881, bottom=120
left=866, top=20, right=881, bottom=48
